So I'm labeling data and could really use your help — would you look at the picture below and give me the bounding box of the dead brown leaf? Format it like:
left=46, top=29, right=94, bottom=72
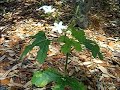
left=0, top=78, right=10, bottom=85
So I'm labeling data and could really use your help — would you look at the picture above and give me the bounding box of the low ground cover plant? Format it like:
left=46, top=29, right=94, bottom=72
left=20, top=2, right=103, bottom=90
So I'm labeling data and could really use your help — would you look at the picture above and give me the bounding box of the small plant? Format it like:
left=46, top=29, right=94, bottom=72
left=20, top=3, right=103, bottom=90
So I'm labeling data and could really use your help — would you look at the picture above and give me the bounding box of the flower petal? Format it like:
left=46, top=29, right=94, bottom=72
left=58, top=29, right=62, bottom=33
left=59, top=21, right=63, bottom=26
left=54, top=23, right=58, bottom=26
left=52, top=28, right=57, bottom=31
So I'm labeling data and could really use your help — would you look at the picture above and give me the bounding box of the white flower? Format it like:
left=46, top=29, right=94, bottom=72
left=52, top=21, right=67, bottom=34
left=36, top=5, right=55, bottom=13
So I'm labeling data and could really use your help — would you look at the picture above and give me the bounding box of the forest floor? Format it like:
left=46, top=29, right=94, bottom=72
left=0, top=0, right=120, bottom=90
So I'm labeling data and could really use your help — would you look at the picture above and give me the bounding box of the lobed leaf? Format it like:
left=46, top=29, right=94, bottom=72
left=58, top=35, right=72, bottom=54
left=32, top=69, right=86, bottom=90
left=59, top=35, right=82, bottom=54
left=37, top=39, right=50, bottom=63
left=20, top=31, right=50, bottom=63
left=98, top=52, right=103, bottom=60
left=58, top=35, right=70, bottom=43
left=84, top=39, right=103, bottom=59
left=32, top=69, right=62, bottom=87
left=52, top=84, right=65, bottom=90
left=71, top=28, right=86, bottom=43
left=66, top=77, right=86, bottom=90
left=61, top=43, right=71, bottom=54
left=72, top=40, right=82, bottom=51
left=20, top=37, right=43, bottom=60
left=30, top=31, right=45, bottom=39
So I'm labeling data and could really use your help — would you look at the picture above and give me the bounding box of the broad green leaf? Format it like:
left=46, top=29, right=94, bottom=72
left=58, top=35, right=71, bottom=44
left=58, top=36, right=72, bottom=54
left=72, top=40, right=82, bottom=51
left=55, top=76, right=86, bottom=90
left=30, top=31, right=45, bottom=39
left=98, top=52, right=103, bottom=60
left=84, top=39, right=103, bottom=59
left=61, top=43, right=71, bottom=54
left=59, top=35, right=82, bottom=53
left=66, top=77, right=86, bottom=90
left=20, top=31, right=50, bottom=63
left=92, top=44, right=100, bottom=58
left=32, top=69, right=86, bottom=90
left=84, top=39, right=99, bottom=58
left=32, top=69, right=62, bottom=87
left=37, top=40, right=50, bottom=63
left=32, top=71, right=47, bottom=87
left=71, top=28, right=86, bottom=43
left=52, top=84, right=65, bottom=90
left=84, top=39, right=95, bottom=50
left=20, top=37, right=45, bottom=60
left=19, top=45, right=33, bottom=60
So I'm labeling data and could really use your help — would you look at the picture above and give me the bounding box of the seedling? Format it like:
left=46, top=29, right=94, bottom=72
left=20, top=3, right=103, bottom=90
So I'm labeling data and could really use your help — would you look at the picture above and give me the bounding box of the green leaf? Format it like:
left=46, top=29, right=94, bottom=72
left=32, top=71, right=47, bottom=87
left=72, top=40, right=82, bottom=51
left=32, top=69, right=62, bottom=87
left=32, top=69, right=86, bottom=90
left=55, top=76, right=86, bottom=90
left=66, top=77, right=86, bottom=90
left=84, top=39, right=99, bottom=58
left=71, top=28, right=86, bottom=43
left=58, top=35, right=71, bottom=44
left=30, top=31, right=45, bottom=39
left=61, top=43, right=71, bottom=54
left=52, top=84, right=65, bottom=90
left=58, top=36, right=72, bottom=54
left=19, top=45, right=33, bottom=60
left=20, top=38, right=44, bottom=59
left=84, top=39, right=94, bottom=49
left=59, top=35, right=82, bottom=53
left=98, top=52, right=103, bottom=60
left=20, top=31, right=50, bottom=63
left=37, top=40, right=50, bottom=63
left=84, top=39, right=103, bottom=59
left=92, top=44, right=100, bottom=58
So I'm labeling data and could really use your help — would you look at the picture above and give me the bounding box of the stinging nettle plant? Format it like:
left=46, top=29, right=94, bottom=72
left=20, top=3, right=103, bottom=90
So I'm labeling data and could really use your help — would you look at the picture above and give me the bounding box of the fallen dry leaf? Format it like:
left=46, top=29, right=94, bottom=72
left=108, top=41, right=115, bottom=48
left=97, top=65, right=115, bottom=78
left=93, top=59, right=103, bottom=64
left=101, top=48, right=113, bottom=57
left=97, top=65, right=109, bottom=74
left=83, top=61, right=92, bottom=66
left=0, top=63, right=21, bottom=80
left=69, top=69, right=74, bottom=76
left=0, top=37, right=4, bottom=44
left=0, top=78, right=10, bottom=85
left=23, top=81, right=32, bottom=88
left=0, top=55, right=6, bottom=61
left=8, top=78, right=23, bottom=87
left=96, top=35, right=107, bottom=42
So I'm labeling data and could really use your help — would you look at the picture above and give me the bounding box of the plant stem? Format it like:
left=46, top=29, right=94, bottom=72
left=65, top=53, right=69, bottom=75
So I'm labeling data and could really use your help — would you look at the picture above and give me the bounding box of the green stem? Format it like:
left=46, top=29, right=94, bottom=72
left=65, top=53, right=69, bottom=75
